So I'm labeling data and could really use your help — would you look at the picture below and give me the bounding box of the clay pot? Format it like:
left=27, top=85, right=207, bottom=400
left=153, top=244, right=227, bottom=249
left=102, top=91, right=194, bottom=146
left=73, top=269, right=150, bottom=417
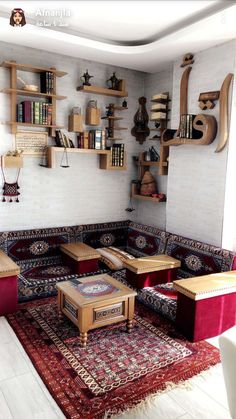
left=140, top=171, right=157, bottom=196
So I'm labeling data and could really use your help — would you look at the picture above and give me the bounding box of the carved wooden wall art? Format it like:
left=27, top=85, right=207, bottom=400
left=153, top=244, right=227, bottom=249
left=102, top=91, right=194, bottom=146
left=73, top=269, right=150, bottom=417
left=215, top=73, right=233, bottom=153
left=181, top=53, right=194, bottom=67
left=198, top=91, right=220, bottom=110
left=162, top=66, right=217, bottom=146
left=131, top=96, right=150, bottom=144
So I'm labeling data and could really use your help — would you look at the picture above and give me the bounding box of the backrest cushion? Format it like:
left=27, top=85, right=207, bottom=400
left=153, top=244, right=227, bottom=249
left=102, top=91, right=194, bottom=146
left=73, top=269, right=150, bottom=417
left=3, top=226, right=75, bottom=263
left=166, top=234, right=236, bottom=278
left=127, top=222, right=169, bottom=257
left=81, top=221, right=129, bottom=249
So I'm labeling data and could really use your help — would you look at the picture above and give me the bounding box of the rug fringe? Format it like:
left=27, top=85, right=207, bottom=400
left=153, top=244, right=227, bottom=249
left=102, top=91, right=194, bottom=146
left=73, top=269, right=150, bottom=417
left=103, top=364, right=219, bottom=418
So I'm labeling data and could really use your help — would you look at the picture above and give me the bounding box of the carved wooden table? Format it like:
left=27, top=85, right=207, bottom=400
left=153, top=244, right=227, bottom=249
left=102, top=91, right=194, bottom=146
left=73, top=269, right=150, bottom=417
left=57, top=273, right=137, bottom=347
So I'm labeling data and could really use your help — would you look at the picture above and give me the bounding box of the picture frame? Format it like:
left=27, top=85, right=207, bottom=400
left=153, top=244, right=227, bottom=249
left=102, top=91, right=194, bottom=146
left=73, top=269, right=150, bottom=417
left=15, top=131, right=48, bottom=155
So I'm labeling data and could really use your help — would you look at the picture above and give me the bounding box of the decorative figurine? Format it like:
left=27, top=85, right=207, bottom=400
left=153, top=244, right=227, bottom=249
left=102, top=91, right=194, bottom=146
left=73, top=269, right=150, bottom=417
left=122, top=99, right=128, bottom=108
left=131, top=96, right=150, bottom=144
left=80, top=70, right=93, bottom=86
left=106, top=72, right=120, bottom=90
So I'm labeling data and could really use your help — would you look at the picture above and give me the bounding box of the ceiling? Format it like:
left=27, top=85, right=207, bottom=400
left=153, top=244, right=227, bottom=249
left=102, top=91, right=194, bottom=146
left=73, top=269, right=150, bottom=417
left=0, top=1, right=236, bottom=73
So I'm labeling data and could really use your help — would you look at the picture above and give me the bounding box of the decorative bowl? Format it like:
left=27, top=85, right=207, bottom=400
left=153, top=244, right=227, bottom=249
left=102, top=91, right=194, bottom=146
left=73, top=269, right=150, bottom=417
left=23, top=85, right=38, bottom=92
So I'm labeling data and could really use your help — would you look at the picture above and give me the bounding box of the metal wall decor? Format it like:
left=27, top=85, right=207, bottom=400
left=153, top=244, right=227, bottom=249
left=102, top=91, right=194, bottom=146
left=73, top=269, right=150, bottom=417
left=131, top=96, right=150, bottom=144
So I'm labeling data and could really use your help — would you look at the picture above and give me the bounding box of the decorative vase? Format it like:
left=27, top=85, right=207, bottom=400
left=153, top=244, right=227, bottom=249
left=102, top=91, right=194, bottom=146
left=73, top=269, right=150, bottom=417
left=140, top=171, right=157, bottom=196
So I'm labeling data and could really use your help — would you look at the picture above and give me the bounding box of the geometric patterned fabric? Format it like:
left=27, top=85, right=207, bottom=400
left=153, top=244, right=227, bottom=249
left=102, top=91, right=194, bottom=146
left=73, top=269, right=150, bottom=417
left=7, top=298, right=220, bottom=418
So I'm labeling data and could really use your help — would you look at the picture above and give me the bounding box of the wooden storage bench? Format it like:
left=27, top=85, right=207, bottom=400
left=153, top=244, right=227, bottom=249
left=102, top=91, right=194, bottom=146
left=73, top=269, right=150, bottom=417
left=174, top=271, right=236, bottom=341
left=124, top=255, right=180, bottom=289
left=0, top=250, right=20, bottom=315
left=60, top=242, right=101, bottom=274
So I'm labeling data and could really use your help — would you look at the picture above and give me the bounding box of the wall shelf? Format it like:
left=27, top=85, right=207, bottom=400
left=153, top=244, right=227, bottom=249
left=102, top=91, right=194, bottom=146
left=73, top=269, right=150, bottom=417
left=1, top=88, right=66, bottom=100
left=0, top=61, right=67, bottom=135
left=77, top=83, right=128, bottom=98
left=46, top=147, right=110, bottom=169
left=131, top=184, right=166, bottom=202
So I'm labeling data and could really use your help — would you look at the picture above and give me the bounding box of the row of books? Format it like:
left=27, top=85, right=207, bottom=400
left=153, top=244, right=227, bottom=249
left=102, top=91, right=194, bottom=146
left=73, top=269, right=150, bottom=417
left=111, top=144, right=125, bottom=167
left=179, top=114, right=201, bottom=139
left=17, top=100, right=52, bottom=125
left=55, top=130, right=74, bottom=148
left=40, top=71, right=54, bottom=94
left=77, top=130, right=106, bottom=150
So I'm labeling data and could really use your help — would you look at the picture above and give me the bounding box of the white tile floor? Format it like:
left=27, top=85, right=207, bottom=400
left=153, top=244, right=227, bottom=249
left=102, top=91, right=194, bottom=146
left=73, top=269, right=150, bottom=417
left=0, top=316, right=231, bottom=419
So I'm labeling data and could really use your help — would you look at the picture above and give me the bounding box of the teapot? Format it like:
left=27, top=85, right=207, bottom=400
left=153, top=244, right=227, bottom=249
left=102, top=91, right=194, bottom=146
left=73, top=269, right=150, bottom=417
left=80, top=70, right=93, bottom=86
left=106, top=72, right=120, bottom=90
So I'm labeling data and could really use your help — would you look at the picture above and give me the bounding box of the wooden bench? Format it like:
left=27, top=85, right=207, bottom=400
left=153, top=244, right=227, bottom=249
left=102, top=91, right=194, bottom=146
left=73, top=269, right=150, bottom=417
left=124, top=255, right=181, bottom=289
left=60, top=242, right=101, bottom=275
left=174, top=271, right=236, bottom=341
left=0, top=250, right=20, bottom=315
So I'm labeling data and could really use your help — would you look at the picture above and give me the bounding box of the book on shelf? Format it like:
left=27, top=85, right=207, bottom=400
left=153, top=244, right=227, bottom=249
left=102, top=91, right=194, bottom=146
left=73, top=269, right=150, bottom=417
left=151, top=103, right=166, bottom=111
left=55, top=130, right=74, bottom=148
left=150, top=111, right=167, bottom=120
left=40, top=71, right=54, bottom=94
left=111, top=143, right=124, bottom=167
left=179, top=114, right=202, bottom=139
left=152, top=93, right=168, bottom=101
left=77, top=130, right=106, bottom=150
left=17, top=100, right=53, bottom=125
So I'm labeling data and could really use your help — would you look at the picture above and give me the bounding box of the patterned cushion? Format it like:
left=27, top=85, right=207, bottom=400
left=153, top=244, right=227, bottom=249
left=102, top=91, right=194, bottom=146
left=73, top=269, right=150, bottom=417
left=82, top=221, right=129, bottom=249
left=127, top=222, right=169, bottom=257
left=166, top=234, right=236, bottom=279
left=138, top=284, right=177, bottom=322
left=97, top=247, right=135, bottom=270
left=4, top=226, right=75, bottom=263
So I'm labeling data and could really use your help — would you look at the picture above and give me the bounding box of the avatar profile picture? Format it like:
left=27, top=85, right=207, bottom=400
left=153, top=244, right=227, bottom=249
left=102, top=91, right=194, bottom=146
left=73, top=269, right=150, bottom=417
left=9, top=8, right=26, bottom=27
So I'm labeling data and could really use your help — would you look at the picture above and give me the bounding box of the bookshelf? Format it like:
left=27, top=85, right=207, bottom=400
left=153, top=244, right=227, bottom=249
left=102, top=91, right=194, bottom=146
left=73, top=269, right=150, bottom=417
left=0, top=61, right=67, bottom=136
left=131, top=183, right=166, bottom=202
left=46, top=146, right=127, bottom=170
left=150, top=92, right=170, bottom=140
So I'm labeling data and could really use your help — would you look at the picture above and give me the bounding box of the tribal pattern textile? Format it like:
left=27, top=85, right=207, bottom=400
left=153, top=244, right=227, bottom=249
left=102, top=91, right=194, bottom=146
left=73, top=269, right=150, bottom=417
left=166, top=234, right=236, bottom=279
left=127, top=221, right=169, bottom=257
left=81, top=220, right=129, bottom=249
left=7, top=299, right=220, bottom=419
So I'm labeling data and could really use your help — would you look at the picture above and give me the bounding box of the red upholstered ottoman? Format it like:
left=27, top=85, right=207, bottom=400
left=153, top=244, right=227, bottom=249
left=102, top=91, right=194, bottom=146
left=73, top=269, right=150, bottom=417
left=60, top=242, right=101, bottom=274
left=124, top=255, right=181, bottom=289
left=0, top=250, right=20, bottom=316
left=174, top=271, right=236, bottom=342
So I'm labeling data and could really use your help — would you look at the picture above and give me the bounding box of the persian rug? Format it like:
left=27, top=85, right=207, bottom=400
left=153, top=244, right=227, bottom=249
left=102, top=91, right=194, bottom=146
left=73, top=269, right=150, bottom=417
left=7, top=299, right=220, bottom=419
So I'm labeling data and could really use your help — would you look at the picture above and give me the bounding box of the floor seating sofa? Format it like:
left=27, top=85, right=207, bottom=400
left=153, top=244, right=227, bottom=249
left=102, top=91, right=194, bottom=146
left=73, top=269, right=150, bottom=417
left=1, top=220, right=235, bottom=340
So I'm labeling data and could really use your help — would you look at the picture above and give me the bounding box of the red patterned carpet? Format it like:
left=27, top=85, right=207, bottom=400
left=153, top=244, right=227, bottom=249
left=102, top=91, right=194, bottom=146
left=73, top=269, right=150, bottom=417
left=7, top=298, right=220, bottom=419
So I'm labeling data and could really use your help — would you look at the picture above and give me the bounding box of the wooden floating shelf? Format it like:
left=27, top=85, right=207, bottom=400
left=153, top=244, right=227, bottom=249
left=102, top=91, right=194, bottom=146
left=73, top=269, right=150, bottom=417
left=5, top=122, right=64, bottom=129
left=151, top=98, right=171, bottom=103
left=136, top=161, right=168, bottom=167
left=46, top=147, right=126, bottom=171
left=77, top=85, right=128, bottom=98
left=101, top=116, right=123, bottom=121
left=1, top=61, right=67, bottom=77
left=1, top=88, right=66, bottom=100
left=131, top=184, right=166, bottom=202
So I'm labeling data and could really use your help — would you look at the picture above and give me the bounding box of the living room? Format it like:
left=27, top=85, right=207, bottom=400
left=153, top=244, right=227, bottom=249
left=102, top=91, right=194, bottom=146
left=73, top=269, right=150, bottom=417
left=0, top=1, right=236, bottom=418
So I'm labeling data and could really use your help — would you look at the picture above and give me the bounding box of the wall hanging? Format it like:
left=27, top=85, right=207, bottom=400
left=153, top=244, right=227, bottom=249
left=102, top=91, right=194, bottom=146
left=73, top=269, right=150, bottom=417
left=131, top=97, right=150, bottom=144
left=1, top=152, right=23, bottom=202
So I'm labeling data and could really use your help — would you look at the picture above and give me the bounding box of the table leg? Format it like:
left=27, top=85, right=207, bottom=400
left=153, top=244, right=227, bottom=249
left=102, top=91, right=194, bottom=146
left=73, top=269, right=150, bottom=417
left=126, top=319, right=133, bottom=333
left=80, top=332, right=88, bottom=347
left=57, top=290, right=64, bottom=321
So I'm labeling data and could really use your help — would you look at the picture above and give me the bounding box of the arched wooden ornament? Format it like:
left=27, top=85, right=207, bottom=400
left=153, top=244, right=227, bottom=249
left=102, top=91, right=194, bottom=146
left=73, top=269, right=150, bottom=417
left=215, top=73, right=233, bottom=153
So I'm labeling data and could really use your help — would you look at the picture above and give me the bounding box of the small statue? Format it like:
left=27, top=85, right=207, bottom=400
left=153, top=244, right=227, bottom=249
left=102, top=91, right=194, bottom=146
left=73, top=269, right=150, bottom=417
left=80, top=70, right=93, bottom=86
left=106, top=72, right=120, bottom=90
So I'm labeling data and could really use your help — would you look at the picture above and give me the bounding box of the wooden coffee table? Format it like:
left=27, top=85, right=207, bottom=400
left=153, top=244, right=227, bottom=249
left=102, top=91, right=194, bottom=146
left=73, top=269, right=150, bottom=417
left=57, top=274, right=137, bottom=347
left=124, top=255, right=181, bottom=289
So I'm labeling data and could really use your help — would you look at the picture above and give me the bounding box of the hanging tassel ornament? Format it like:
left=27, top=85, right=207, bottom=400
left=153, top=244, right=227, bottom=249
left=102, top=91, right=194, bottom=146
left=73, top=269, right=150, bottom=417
left=60, top=147, right=70, bottom=168
left=1, top=168, right=21, bottom=203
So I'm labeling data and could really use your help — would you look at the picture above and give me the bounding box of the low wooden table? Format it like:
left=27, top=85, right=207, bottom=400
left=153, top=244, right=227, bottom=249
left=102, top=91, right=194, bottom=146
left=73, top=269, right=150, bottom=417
left=57, top=273, right=137, bottom=347
left=60, top=242, right=101, bottom=274
left=174, top=271, right=236, bottom=341
left=124, top=255, right=181, bottom=289
left=0, top=250, right=20, bottom=315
